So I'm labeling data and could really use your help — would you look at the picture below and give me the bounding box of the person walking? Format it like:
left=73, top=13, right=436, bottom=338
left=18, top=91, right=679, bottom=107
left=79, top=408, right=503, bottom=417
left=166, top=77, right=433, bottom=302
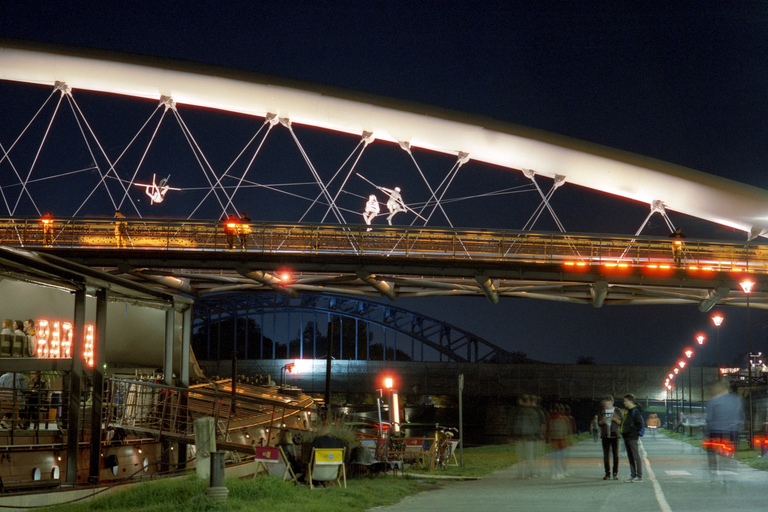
left=598, top=395, right=623, bottom=480
left=590, top=415, right=600, bottom=442
left=705, top=379, right=743, bottom=472
left=114, top=210, right=128, bottom=249
left=238, top=212, right=252, bottom=251
left=40, top=212, right=54, bottom=247
left=621, top=394, right=644, bottom=483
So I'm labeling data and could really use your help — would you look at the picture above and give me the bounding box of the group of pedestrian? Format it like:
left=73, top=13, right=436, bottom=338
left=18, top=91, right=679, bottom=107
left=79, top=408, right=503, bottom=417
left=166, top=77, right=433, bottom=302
left=1, top=318, right=37, bottom=357
left=223, top=212, right=252, bottom=251
left=0, top=370, right=49, bottom=430
left=597, top=394, right=644, bottom=482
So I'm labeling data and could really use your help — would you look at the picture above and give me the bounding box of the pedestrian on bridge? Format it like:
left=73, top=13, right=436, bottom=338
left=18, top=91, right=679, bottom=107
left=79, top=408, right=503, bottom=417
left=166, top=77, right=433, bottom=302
left=223, top=213, right=239, bottom=251
left=669, top=227, right=686, bottom=267
left=114, top=210, right=128, bottom=249
left=238, top=212, right=251, bottom=251
left=40, top=212, right=53, bottom=248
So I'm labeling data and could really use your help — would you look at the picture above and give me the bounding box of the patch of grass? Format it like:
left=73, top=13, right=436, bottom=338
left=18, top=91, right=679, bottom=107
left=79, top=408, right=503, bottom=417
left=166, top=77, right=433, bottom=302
left=40, top=441, right=536, bottom=512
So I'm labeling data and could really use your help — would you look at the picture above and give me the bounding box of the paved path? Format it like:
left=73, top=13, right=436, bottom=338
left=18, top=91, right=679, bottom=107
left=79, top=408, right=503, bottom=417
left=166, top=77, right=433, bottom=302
left=370, top=433, right=768, bottom=512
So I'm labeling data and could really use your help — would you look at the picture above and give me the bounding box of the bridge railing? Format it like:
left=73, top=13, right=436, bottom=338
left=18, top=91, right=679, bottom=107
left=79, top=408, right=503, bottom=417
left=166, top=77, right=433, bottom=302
left=1, top=217, right=765, bottom=272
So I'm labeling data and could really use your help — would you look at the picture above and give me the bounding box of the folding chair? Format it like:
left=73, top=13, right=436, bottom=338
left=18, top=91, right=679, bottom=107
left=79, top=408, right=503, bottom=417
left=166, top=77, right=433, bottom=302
left=307, top=447, right=346, bottom=489
left=404, top=437, right=430, bottom=467
left=253, top=446, right=300, bottom=484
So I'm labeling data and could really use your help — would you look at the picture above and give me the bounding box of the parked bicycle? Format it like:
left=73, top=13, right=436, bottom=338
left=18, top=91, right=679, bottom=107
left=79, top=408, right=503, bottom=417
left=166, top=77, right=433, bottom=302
left=429, top=424, right=458, bottom=470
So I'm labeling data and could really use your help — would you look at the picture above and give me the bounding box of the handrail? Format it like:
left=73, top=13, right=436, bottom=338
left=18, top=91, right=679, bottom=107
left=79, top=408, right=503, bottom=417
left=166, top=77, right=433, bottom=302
left=1, top=217, right=766, bottom=273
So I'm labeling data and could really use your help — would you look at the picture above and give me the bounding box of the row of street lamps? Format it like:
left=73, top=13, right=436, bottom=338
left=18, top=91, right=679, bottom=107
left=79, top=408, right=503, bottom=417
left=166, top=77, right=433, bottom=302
left=663, top=278, right=756, bottom=444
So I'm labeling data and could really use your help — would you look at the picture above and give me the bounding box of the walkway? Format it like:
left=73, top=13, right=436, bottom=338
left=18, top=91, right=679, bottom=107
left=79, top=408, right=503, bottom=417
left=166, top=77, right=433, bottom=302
left=371, top=434, right=768, bottom=512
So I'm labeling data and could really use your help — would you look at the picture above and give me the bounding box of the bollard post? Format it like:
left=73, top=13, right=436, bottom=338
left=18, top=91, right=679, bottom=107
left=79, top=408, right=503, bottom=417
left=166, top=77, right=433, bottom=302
left=205, top=451, right=229, bottom=503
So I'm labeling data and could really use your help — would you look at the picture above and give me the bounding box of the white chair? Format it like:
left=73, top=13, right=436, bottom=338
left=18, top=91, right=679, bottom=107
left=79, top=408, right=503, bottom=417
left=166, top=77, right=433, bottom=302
left=307, top=447, right=346, bottom=489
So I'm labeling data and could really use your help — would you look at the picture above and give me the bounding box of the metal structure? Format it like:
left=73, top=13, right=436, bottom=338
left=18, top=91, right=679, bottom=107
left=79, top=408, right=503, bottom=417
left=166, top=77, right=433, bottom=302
left=2, top=216, right=768, bottom=309
left=194, top=293, right=527, bottom=363
left=2, top=39, right=768, bottom=239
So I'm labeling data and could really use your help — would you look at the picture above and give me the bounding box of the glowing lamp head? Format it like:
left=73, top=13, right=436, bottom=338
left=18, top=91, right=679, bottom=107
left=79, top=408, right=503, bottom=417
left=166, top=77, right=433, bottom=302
left=740, top=279, right=755, bottom=294
left=674, top=368, right=679, bottom=375
left=711, top=314, right=724, bottom=327
left=685, top=348, right=694, bottom=358
left=696, top=335, right=705, bottom=345
left=678, top=360, right=686, bottom=369
left=384, top=377, right=394, bottom=389
left=285, top=363, right=295, bottom=373
left=668, top=373, right=674, bottom=380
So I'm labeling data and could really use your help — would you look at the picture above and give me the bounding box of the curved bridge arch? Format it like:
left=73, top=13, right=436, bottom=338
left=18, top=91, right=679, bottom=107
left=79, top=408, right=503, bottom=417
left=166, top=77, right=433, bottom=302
left=2, top=39, right=768, bottom=238
left=193, top=292, right=527, bottom=363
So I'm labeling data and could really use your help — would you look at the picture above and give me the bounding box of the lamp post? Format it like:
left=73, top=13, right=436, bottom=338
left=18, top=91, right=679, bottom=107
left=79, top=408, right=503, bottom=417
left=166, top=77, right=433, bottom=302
left=679, top=359, right=688, bottom=435
left=740, top=279, right=755, bottom=447
left=684, top=349, right=694, bottom=436
left=711, top=313, right=724, bottom=374
left=280, top=362, right=295, bottom=388
left=696, top=335, right=706, bottom=405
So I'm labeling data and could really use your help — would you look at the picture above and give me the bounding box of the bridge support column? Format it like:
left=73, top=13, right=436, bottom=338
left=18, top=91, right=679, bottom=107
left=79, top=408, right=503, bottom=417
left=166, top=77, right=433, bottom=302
left=66, top=288, right=86, bottom=485
left=164, top=306, right=175, bottom=386
left=89, top=288, right=108, bottom=484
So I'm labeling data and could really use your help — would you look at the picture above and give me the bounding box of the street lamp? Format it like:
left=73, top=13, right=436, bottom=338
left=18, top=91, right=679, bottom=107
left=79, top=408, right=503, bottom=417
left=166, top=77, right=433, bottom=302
left=740, top=278, right=755, bottom=447
left=280, top=362, right=295, bottom=387
left=711, top=313, right=724, bottom=373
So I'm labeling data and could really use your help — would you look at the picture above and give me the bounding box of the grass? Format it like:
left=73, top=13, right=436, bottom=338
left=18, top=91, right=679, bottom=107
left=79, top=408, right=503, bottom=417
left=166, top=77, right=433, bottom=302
left=663, top=430, right=768, bottom=471
left=40, top=442, right=527, bottom=512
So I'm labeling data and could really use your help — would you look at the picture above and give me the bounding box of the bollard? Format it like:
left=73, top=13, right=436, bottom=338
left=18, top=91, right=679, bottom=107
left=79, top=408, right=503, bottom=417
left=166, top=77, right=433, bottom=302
left=205, top=451, right=228, bottom=503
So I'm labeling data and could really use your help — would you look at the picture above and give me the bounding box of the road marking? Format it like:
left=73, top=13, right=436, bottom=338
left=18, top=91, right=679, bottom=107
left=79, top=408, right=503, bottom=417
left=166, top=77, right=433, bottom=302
left=665, top=470, right=691, bottom=476
left=640, top=441, right=672, bottom=512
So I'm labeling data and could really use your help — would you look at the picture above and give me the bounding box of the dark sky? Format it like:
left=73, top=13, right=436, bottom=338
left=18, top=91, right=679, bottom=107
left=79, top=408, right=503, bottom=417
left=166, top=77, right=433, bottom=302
left=2, top=2, right=767, bottom=367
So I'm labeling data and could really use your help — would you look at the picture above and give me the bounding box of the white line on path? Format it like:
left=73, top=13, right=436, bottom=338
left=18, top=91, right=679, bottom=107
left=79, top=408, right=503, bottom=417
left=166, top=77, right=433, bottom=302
left=640, top=441, right=673, bottom=512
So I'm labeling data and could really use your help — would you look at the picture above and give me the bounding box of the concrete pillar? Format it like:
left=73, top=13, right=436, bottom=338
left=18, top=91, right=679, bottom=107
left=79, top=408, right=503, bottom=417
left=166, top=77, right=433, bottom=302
left=66, top=288, right=86, bottom=485
left=88, top=288, right=108, bottom=483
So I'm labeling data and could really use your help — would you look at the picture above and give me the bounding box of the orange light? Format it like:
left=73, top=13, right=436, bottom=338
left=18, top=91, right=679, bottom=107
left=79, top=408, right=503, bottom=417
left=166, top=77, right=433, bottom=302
left=659, top=265, right=671, bottom=269
left=711, top=314, right=724, bottom=327
left=576, top=262, right=587, bottom=267
left=678, top=360, right=686, bottom=369
left=684, top=348, right=694, bottom=359
left=696, top=334, right=705, bottom=345
left=564, top=262, right=575, bottom=266
left=688, top=265, right=698, bottom=270
left=384, top=377, right=393, bottom=389
left=647, top=264, right=658, bottom=269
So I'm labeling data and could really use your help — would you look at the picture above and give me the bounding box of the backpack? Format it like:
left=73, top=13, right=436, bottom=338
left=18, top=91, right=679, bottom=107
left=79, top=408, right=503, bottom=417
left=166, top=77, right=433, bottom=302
left=633, top=408, right=645, bottom=437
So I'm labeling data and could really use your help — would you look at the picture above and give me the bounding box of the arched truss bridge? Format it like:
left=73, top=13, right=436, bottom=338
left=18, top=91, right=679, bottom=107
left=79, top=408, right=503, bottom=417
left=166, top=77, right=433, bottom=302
left=194, top=292, right=526, bottom=364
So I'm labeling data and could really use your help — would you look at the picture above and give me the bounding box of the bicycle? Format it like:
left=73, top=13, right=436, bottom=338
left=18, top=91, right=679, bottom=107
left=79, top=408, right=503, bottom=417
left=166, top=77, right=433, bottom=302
left=429, top=424, right=458, bottom=471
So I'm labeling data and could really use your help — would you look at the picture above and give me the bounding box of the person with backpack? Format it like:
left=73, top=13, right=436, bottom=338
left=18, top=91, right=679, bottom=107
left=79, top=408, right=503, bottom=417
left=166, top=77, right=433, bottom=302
left=621, top=394, right=644, bottom=482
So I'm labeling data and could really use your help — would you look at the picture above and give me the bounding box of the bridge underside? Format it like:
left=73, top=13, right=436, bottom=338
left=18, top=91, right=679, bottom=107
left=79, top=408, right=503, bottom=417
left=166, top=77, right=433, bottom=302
left=51, top=245, right=768, bottom=310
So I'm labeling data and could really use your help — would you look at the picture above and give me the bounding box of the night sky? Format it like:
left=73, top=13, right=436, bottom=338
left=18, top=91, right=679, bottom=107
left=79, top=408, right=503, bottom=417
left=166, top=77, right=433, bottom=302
left=2, top=2, right=768, bottom=367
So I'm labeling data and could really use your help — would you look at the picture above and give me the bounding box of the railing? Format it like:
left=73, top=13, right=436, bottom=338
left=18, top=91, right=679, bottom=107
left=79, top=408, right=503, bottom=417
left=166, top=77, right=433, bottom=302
left=2, top=216, right=767, bottom=273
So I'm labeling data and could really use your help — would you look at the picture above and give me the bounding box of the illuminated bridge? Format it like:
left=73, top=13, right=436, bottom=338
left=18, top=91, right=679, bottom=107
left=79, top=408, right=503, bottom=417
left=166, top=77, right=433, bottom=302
left=2, top=217, right=768, bottom=310
left=2, top=40, right=768, bottom=321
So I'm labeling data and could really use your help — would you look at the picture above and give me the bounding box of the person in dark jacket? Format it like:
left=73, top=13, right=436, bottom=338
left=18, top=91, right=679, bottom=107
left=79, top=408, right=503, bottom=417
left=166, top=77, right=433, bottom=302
left=598, top=395, right=624, bottom=480
left=621, top=394, right=644, bottom=482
